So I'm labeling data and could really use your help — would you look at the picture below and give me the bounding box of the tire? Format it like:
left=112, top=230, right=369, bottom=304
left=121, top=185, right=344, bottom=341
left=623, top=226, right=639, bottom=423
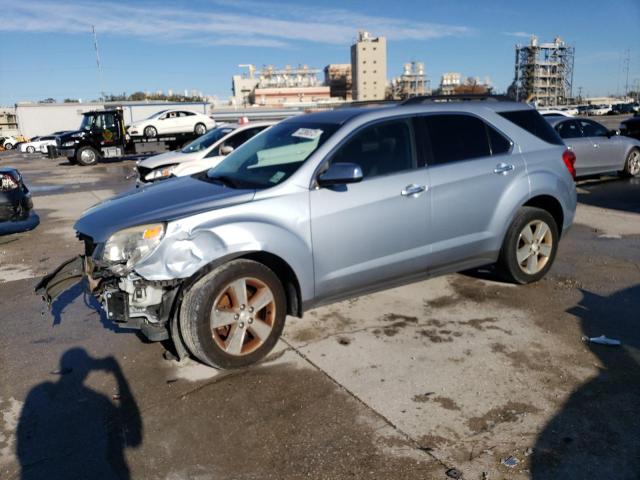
left=4, top=143, right=13, bottom=150
left=622, top=148, right=640, bottom=177
left=75, top=146, right=100, bottom=166
left=144, top=126, right=157, bottom=138
left=496, top=207, right=559, bottom=284
left=180, top=259, right=287, bottom=369
left=194, top=123, right=207, bottom=135
left=26, top=146, right=35, bottom=154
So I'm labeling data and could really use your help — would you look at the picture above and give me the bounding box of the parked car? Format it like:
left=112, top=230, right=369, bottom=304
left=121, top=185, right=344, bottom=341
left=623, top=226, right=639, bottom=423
left=0, top=168, right=39, bottom=235
left=620, top=113, right=640, bottom=141
left=588, top=105, right=611, bottom=116
left=1, top=136, right=19, bottom=150
left=539, top=109, right=573, bottom=118
left=127, top=110, right=215, bottom=138
left=136, top=121, right=275, bottom=183
left=38, top=99, right=577, bottom=369
left=547, top=116, right=640, bottom=177
left=20, top=135, right=57, bottom=154
left=607, top=103, right=636, bottom=115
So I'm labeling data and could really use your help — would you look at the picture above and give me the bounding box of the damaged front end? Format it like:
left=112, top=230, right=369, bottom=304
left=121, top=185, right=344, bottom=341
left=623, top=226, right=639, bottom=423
left=36, top=229, right=182, bottom=343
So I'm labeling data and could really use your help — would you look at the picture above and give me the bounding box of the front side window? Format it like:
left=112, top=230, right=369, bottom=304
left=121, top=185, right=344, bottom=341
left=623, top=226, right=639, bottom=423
left=556, top=120, right=583, bottom=139
left=579, top=120, right=608, bottom=137
left=329, top=119, right=414, bottom=178
left=423, top=114, right=491, bottom=164
left=182, top=126, right=234, bottom=153
left=207, top=122, right=338, bottom=189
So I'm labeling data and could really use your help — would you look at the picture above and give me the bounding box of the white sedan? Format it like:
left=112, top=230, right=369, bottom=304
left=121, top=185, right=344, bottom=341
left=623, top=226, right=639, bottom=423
left=20, top=135, right=57, bottom=154
left=127, top=109, right=215, bottom=138
left=136, top=121, right=275, bottom=183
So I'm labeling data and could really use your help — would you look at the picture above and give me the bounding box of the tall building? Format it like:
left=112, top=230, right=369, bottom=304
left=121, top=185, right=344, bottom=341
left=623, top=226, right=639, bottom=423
left=391, top=62, right=430, bottom=99
left=351, top=31, right=387, bottom=101
left=513, top=35, right=575, bottom=106
left=440, top=72, right=461, bottom=95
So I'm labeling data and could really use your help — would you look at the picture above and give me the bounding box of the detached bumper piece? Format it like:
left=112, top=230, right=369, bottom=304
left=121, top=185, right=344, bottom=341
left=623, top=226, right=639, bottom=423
left=36, top=255, right=172, bottom=342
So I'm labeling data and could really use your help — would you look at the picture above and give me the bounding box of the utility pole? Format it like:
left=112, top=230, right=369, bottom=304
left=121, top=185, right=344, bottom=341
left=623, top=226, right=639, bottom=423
left=92, top=25, right=105, bottom=101
left=622, top=49, right=630, bottom=99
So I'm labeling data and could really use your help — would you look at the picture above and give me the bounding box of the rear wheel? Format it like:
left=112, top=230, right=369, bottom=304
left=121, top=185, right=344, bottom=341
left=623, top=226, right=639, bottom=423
left=144, top=126, right=157, bottom=138
left=26, top=146, right=35, bottom=153
left=622, top=148, right=640, bottom=177
left=180, top=259, right=287, bottom=369
left=76, top=146, right=100, bottom=166
left=496, top=207, right=559, bottom=284
left=4, top=143, right=13, bottom=150
left=194, top=123, right=207, bottom=135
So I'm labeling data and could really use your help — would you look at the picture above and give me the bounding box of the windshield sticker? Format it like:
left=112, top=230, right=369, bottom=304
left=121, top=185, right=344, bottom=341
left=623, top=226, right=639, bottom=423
left=269, top=171, right=286, bottom=183
left=291, top=128, right=323, bottom=140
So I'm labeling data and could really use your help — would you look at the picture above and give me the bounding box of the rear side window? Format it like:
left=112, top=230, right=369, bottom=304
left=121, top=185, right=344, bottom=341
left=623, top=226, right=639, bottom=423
left=579, top=120, right=608, bottom=137
left=423, top=115, right=491, bottom=164
left=556, top=120, right=583, bottom=139
left=498, top=110, right=563, bottom=145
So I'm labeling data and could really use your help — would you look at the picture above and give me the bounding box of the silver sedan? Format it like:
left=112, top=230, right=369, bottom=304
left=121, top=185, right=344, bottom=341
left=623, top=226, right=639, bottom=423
left=547, top=117, right=640, bottom=178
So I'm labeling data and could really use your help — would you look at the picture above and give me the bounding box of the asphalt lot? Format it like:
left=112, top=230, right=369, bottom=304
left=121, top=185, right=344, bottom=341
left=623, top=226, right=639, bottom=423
left=1, top=124, right=639, bottom=479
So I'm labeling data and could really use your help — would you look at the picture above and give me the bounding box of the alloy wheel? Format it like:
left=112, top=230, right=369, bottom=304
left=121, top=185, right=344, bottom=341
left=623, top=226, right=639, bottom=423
left=80, top=149, right=96, bottom=163
left=210, top=277, right=276, bottom=356
left=628, top=150, right=640, bottom=176
left=516, top=220, right=553, bottom=275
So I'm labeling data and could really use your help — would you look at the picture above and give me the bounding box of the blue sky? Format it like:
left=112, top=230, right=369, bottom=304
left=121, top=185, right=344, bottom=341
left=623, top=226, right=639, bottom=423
left=0, top=0, right=638, bottom=105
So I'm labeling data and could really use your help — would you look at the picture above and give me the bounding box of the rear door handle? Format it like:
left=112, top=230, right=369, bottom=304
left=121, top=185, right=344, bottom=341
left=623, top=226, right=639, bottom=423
left=593, top=143, right=600, bottom=148
left=401, top=184, right=427, bottom=197
left=493, top=163, right=515, bottom=175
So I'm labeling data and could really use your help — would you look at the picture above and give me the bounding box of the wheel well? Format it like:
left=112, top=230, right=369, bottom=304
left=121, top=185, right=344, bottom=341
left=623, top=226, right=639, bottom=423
left=240, top=251, right=303, bottom=318
left=524, top=195, right=564, bottom=234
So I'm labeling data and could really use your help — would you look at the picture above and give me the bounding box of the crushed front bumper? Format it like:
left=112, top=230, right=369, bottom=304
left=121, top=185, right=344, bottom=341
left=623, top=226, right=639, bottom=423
left=36, top=254, right=180, bottom=342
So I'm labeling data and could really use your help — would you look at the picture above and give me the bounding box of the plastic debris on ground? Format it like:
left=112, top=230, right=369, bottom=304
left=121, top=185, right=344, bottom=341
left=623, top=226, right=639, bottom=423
left=501, top=456, right=519, bottom=468
left=445, top=467, right=462, bottom=479
left=581, top=334, right=622, bottom=346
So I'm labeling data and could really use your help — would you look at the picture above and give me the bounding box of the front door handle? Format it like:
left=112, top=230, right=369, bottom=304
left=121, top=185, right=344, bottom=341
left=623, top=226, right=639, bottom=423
left=401, top=184, right=427, bottom=197
left=494, top=163, right=515, bottom=175
left=593, top=143, right=600, bottom=148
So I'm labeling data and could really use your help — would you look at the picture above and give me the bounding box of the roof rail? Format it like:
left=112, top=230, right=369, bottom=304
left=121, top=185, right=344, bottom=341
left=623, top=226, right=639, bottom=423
left=337, top=99, right=397, bottom=109
left=400, top=94, right=514, bottom=106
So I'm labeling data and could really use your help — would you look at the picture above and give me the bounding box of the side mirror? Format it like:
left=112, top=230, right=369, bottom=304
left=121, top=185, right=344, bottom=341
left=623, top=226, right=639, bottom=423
left=317, top=162, right=363, bottom=187
left=220, top=145, right=234, bottom=155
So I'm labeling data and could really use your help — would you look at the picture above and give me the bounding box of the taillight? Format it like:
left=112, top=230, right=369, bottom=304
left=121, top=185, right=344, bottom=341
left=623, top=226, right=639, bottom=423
left=562, top=149, right=576, bottom=180
left=0, top=173, right=19, bottom=191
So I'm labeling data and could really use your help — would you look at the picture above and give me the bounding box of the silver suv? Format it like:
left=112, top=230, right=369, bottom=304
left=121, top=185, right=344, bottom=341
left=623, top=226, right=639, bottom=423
left=38, top=97, right=577, bottom=369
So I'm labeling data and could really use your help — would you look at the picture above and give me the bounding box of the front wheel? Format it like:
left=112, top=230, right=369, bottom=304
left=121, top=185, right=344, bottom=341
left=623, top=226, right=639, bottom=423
left=622, top=148, right=640, bottom=177
left=76, top=146, right=100, bottom=166
left=180, top=259, right=287, bottom=369
left=144, top=126, right=157, bottom=138
left=496, top=207, right=559, bottom=284
left=4, top=143, right=13, bottom=150
left=194, top=123, right=207, bottom=135
left=27, top=146, right=35, bottom=153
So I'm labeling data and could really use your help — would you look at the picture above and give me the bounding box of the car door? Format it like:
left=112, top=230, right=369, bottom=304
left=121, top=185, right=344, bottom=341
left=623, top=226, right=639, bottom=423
left=555, top=119, right=594, bottom=177
left=309, top=118, right=431, bottom=302
left=578, top=119, right=620, bottom=173
left=178, top=111, right=195, bottom=132
left=420, top=113, right=526, bottom=272
left=161, top=112, right=179, bottom=134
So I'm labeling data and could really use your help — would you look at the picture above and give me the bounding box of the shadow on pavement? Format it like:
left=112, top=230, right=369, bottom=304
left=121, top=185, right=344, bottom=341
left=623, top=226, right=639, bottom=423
left=576, top=176, right=640, bottom=214
left=531, top=285, right=640, bottom=478
left=16, top=348, right=142, bottom=479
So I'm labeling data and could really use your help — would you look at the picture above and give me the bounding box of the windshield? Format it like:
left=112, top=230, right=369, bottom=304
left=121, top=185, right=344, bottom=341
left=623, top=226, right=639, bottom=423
left=147, top=110, right=168, bottom=120
left=207, top=121, right=338, bottom=189
left=79, top=115, right=94, bottom=131
left=181, top=126, right=234, bottom=153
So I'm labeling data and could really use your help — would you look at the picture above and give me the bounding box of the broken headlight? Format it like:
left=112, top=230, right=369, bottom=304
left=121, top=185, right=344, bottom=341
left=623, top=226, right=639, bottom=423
left=145, top=164, right=178, bottom=181
left=103, top=223, right=165, bottom=267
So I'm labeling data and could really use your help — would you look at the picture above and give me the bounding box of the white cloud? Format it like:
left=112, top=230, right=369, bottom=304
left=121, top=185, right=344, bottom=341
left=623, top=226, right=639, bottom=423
left=502, top=31, right=534, bottom=38
left=0, top=0, right=471, bottom=48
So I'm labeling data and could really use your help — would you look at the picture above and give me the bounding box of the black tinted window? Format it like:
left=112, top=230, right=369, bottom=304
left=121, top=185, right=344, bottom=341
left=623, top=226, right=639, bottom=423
left=498, top=110, right=563, bottom=145
left=424, top=115, right=491, bottom=164
left=556, top=120, right=582, bottom=139
left=579, top=120, right=608, bottom=137
left=331, top=120, right=414, bottom=178
left=487, top=126, right=511, bottom=155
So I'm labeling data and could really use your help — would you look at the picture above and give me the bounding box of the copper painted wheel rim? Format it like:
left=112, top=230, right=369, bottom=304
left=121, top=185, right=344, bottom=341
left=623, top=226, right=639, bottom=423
left=210, top=277, right=276, bottom=356
left=516, top=220, right=553, bottom=275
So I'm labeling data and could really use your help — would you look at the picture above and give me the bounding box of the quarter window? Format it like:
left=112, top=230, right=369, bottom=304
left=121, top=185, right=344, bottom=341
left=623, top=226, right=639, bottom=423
left=487, top=125, right=511, bottom=155
left=330, top=120, right=414, bottom=178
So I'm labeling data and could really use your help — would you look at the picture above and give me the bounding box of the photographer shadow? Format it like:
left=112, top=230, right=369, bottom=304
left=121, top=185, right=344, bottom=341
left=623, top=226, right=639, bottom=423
left=531, top=286, right=640, bottom=478
left=17, top=348, right=142, bottom=479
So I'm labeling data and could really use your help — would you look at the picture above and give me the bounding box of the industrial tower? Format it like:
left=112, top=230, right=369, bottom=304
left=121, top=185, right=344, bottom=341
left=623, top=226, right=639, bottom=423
left=513, top=36, right=575, bottom=106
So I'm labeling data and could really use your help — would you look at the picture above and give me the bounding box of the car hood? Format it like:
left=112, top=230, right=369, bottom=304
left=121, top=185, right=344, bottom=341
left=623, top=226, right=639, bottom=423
left=57, top=130, right=86, bottom=143
left=138, top=150, right=201, bottom=169
left=74, top=175, right=255, bottom=242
